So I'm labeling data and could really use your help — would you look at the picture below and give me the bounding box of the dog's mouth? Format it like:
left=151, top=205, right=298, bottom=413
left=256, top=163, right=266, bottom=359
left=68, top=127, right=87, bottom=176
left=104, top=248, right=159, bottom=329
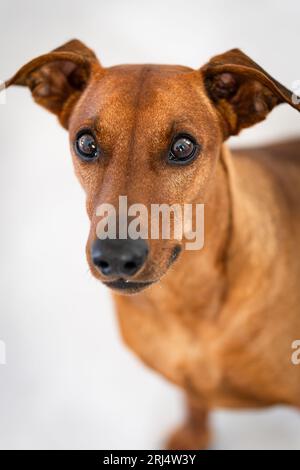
left=103, top=278, right=155, bottom=294
left=99, top=245, right=182, bottom=294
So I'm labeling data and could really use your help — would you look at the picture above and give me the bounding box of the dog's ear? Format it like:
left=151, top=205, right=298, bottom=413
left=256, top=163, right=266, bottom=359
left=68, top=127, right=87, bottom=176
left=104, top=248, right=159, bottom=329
left=201, top=48, right=300, bottom=138
left=4, top=39, right=101, bottom=128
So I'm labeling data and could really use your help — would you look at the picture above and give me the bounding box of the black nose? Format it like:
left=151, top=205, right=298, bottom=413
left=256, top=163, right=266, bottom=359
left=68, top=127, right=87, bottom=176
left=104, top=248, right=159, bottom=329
left=91, top=238, right=149, bottom=278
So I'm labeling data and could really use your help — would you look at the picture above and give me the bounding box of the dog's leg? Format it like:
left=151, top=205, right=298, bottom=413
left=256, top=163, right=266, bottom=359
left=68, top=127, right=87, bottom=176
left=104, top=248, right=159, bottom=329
left=165, top=397, right=211, bottom=450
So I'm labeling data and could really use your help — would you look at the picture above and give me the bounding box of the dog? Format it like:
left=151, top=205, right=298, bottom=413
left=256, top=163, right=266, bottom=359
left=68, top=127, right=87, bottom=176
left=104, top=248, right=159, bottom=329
left=3, top=39, right=300, bottom=449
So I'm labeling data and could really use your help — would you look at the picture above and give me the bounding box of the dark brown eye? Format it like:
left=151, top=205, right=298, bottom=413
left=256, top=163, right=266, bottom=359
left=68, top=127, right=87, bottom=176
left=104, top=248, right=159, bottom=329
left=169, top=135, right=199, bottom=164
left=75, top=131, right=99, bottom=161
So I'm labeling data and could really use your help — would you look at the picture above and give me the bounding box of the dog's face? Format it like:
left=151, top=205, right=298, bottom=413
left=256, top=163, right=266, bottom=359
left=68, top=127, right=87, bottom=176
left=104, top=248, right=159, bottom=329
left=68, top=64, right=221, bottom=292
left=5, top=40, right=299, bottom=293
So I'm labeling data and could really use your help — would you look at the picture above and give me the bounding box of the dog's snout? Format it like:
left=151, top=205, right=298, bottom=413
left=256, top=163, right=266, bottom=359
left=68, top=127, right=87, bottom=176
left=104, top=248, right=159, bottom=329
left=91, top=238, right=149, bottom=278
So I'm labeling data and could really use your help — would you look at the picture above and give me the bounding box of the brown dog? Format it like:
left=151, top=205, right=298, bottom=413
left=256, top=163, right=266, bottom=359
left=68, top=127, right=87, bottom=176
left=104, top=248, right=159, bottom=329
left=4, top=40, right=300, bottom=449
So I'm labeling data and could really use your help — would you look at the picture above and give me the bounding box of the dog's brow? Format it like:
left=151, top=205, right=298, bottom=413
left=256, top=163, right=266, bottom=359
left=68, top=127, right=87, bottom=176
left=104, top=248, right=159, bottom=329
left=148, top=121, right=190, bottom=153
left=150, top=121, right=177, bottom=149
left=170, top=119, right=193, bottom=136
left=93, top=116, right=102, bottom=133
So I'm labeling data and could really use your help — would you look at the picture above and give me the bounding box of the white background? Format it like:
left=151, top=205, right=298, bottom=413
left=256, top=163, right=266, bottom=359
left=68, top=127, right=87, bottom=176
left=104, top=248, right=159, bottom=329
left=0, top=0, right=300, bottom=450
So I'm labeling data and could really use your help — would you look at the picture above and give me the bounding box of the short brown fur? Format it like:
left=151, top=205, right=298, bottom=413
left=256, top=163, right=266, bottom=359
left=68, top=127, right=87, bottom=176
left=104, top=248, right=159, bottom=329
left=5, top=40, right=300, bottom=449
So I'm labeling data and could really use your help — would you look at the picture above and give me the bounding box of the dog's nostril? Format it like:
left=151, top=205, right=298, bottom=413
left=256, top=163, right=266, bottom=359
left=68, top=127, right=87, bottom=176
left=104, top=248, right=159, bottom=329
left=98, top=260, right=111, bottom=274
left=123, top=260, right=138, bottom=274
left=99, top=260, right=109, bottom=270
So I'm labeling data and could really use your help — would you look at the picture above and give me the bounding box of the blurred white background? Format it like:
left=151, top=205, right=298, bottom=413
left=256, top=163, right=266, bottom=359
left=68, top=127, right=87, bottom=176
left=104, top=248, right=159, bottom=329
left=0, top=0, right=300, bottom=450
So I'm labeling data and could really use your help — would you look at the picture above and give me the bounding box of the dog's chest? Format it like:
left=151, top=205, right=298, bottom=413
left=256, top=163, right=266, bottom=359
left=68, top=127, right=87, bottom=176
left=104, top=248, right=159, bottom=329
left=116, top=296, right=241, bottom=404
left=115, top=292, right=300, bottom=408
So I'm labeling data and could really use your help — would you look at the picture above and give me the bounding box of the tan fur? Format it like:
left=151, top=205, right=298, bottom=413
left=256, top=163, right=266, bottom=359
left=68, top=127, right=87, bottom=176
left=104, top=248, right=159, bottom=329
left=5, top=40, right=300, bottom=449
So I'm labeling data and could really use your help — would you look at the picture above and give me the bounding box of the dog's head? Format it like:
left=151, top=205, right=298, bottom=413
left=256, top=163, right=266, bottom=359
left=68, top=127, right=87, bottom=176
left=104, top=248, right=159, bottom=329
left=5, top=40, right=299, bottom=293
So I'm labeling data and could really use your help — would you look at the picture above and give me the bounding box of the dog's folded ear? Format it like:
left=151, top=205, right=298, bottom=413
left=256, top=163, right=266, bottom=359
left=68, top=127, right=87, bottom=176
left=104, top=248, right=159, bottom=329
left=4, top=39, right=101, bottom=128
left=201, top=48, right=300, bottom=138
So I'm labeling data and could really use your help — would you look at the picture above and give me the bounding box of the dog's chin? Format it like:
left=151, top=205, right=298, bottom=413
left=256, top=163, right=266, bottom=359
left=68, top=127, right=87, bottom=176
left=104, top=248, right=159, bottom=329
left=103, top=279, right=155, bottom=294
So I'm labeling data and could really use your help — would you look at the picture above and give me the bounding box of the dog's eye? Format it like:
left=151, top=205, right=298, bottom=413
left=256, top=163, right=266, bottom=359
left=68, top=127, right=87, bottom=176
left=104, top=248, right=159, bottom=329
left=168, top=135, right=199, bottom=165
left=75, top=131, right=99, bottom=161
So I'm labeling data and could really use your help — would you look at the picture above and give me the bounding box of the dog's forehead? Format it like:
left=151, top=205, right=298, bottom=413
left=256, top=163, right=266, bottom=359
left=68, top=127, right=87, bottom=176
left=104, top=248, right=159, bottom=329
left=94, top=64, right=198, bottom=104
left=107, top=63, right=194, bottom=75
left=105, top=64, right=198, bottom=101
left=70, top=64, right=208, bottom=133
